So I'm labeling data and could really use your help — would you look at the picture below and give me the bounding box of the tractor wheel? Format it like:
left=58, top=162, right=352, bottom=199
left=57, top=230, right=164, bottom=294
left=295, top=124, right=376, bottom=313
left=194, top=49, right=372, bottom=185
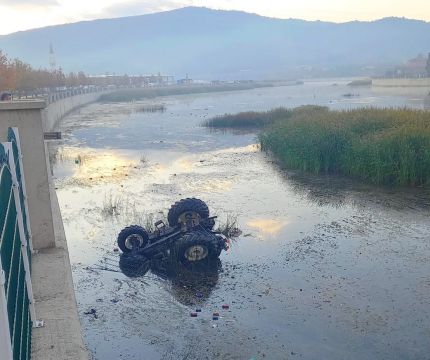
left=174, top=231, right=221, bottom=266
left=117, top=225, right=149, bottom=253
left=167, top=198, right=210, bottom=228
left=119, top=253, right=151, bottom=278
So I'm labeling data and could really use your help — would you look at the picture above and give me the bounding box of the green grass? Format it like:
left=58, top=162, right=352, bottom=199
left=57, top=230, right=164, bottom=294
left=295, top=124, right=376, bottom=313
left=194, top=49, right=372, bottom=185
left=205, top=106, right=430, bottom=186
left=99, top=83, right=270, bottom=102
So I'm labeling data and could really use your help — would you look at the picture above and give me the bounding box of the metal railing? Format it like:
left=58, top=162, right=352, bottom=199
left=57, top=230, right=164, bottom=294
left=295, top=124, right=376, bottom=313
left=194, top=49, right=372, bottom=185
left=0, top=128, right=41, bottom=360
left=43, top=86, right=109, bottom=105
left=12, top=85, right=114, bottom=105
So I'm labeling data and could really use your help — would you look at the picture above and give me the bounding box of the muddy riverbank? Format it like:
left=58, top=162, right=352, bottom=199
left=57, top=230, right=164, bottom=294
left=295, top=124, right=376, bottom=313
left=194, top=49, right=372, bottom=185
left=51, top=83, right=430, bottom=359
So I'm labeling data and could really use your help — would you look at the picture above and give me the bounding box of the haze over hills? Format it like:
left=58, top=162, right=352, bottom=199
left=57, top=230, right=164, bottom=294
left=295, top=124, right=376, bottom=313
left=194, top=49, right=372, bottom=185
left=0, top=7, right=429, bottom=80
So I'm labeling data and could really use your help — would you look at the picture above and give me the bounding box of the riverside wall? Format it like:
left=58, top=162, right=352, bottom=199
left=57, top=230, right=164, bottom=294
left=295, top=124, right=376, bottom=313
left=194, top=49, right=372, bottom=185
left=42, top=90, right=108, bottom=131
left=372, top=78, right=430, bottom=88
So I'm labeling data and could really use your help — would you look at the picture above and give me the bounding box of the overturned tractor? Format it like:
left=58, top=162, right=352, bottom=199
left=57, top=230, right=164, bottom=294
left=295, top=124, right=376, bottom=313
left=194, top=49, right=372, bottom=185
left=117, top=198, right=229, bottom=276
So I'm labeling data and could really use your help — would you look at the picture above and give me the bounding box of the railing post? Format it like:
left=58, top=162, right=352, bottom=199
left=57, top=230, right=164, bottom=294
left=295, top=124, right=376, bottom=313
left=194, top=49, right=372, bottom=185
left=4, top=143, right=43, bottom=328
left=0, top=259, right=14, bottom=360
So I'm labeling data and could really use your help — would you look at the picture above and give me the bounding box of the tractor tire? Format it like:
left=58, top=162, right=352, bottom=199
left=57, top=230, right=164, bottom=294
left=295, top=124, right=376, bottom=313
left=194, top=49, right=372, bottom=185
left=117, top=225, right=149, bottom=253
left=119, top=253, right=151, bottom=278
left=174, top=231, right=222, bottom=266
left=167, top=198, right=210, bottom=228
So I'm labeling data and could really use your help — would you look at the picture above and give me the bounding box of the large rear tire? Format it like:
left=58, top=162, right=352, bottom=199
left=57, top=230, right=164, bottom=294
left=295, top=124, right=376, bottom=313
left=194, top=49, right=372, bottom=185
left=167, top=198, right=210, bottom=228
left=174, top=231, right=221, bottom=267
left=117, top=225, right=149, bottom=253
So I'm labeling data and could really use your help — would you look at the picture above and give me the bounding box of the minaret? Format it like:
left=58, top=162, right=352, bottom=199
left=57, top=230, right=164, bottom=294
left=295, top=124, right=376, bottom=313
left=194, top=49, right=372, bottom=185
left=49, top=43, right=56, bottom=71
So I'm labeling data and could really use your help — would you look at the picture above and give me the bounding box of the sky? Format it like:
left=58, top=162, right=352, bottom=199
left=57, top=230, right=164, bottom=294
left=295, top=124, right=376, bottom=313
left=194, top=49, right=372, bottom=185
left=0, top=0, right=429, bottom=35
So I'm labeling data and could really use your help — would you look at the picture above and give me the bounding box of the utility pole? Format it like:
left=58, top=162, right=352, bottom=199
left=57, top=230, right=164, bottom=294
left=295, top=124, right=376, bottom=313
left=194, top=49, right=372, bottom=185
left=49, top=43, right=56, bottom=72
left=426, top=52, right=430, bottom=77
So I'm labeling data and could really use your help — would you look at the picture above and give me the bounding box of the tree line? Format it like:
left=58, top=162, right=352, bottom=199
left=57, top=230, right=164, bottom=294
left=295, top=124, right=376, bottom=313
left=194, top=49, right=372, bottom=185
left=0, top=50, right=131, bottom=93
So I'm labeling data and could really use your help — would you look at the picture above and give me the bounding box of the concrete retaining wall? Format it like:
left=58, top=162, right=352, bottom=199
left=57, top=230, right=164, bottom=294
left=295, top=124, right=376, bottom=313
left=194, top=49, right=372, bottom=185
left=372, top=78, right=430, bottom=87
left=42, top=91, right=108, bottom=131
left=0, top=101, right=56, bottom=250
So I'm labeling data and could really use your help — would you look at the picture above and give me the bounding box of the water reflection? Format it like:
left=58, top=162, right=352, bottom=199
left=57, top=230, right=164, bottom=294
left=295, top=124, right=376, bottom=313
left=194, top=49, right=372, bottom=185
left=119, top=253, right=221, bottom=305
left=51, top=146, right=139, bottom=185
left=247, top=218, right=288, bottom=236
left=283, top=170, right=430, bottom=211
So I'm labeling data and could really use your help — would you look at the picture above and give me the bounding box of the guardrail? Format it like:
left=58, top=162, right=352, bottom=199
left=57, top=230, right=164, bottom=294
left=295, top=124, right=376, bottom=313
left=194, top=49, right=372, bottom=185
left=0, top=128, right=41, bottom=360
left=11, top=85, right=114, bottom=105
left=44, top=86, right=109, bottom=105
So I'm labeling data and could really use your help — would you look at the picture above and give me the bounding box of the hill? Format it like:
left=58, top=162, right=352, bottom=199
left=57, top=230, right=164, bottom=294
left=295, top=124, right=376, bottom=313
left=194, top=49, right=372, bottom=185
left=0, top=7, right=429, bottom=79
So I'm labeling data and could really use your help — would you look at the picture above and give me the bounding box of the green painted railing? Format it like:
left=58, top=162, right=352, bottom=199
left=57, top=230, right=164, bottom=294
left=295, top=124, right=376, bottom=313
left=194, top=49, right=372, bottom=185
left=8, top=128, right=33, bottom=261
left=0, top=129, right=35, bottom=360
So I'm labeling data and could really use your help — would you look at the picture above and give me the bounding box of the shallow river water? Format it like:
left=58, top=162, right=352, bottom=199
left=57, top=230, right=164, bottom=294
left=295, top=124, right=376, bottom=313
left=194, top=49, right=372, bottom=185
left=51, top=81, right=430, bottom=360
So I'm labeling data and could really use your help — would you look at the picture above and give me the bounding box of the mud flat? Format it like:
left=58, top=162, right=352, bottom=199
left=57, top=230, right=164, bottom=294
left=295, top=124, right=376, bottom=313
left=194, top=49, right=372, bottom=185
left=51, top=83, right=430, bottom=359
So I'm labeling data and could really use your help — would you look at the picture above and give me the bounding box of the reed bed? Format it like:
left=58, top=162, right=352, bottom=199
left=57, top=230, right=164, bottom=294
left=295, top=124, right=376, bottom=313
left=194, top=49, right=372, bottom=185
left=203, top=108, right=292, bottom=128
left=133, top=104, right=166, bottom=113
left=205, top=105, right=430, bottom=186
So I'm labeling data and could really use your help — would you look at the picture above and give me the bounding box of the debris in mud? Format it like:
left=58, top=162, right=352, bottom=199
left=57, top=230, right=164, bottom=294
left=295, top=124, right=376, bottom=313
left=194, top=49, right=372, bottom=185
left=84, top=308, right=98, bottom=319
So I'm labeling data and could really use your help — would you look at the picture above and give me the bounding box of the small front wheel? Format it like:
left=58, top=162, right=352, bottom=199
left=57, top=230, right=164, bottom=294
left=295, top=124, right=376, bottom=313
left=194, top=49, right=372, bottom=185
left=117, top=225, right=149, bottom=253
left=119, top=253, right=151, bottom=278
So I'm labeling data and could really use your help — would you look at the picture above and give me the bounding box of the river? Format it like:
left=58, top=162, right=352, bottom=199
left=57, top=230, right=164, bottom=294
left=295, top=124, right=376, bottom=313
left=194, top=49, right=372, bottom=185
left=51, top=80, right=430, bottom=360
